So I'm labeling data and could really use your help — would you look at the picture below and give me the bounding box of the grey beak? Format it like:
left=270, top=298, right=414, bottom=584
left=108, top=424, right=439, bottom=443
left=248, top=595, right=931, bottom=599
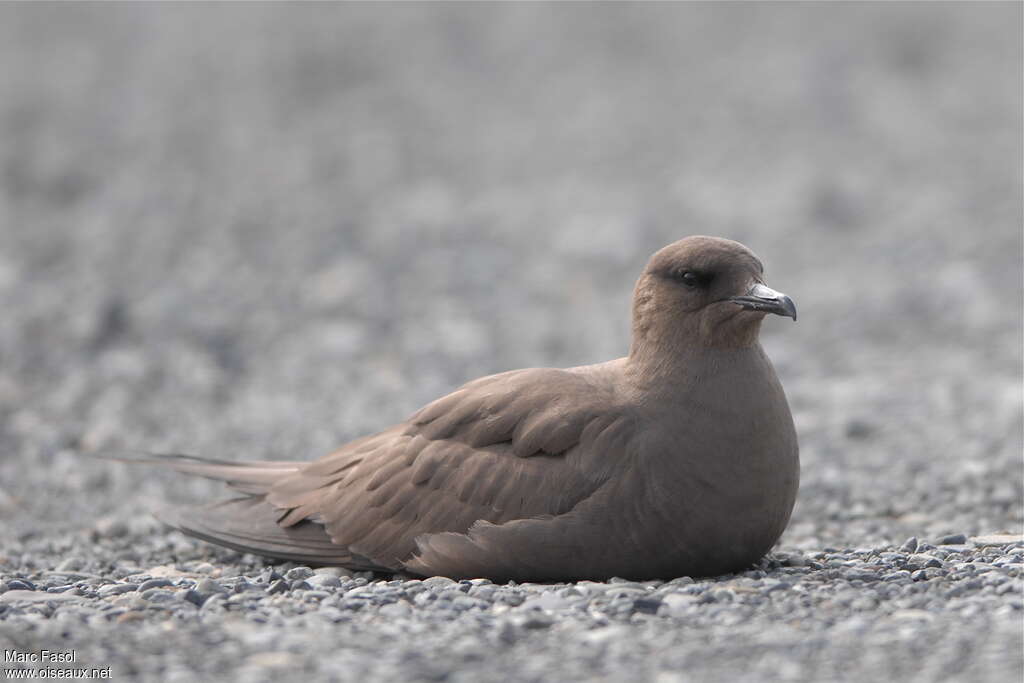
left=728, top=283, right=797, bottom=321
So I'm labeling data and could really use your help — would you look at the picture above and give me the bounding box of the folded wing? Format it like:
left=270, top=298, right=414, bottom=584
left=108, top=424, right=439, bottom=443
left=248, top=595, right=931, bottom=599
left=265, top=367, right=634, bottom=571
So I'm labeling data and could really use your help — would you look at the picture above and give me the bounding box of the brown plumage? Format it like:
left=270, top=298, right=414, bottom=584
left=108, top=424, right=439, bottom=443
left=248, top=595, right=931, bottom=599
left=117, top=236, right=800, bottom=581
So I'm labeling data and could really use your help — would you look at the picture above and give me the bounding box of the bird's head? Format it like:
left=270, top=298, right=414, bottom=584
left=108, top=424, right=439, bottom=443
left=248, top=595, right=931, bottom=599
left=631, top=236, right=796, bottom=355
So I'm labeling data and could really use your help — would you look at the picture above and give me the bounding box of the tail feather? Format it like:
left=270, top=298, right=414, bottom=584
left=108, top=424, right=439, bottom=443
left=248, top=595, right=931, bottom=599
left=161, top=496, right=386, bottom=570
left=100, top=452, right=302, bottom=495
left=96, top=451, right=389, bottom=570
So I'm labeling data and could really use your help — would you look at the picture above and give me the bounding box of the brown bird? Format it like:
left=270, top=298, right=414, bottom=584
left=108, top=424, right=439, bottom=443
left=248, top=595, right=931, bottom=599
left=117, top=236, right=799, bottom=582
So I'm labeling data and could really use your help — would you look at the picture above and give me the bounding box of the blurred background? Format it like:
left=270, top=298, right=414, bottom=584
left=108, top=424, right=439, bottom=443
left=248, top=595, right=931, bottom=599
left=0, top=3, right=1020, bottom=551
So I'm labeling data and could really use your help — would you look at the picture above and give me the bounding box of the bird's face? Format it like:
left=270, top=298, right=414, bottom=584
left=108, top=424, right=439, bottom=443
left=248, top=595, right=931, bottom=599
left=634, top=236, right=796, bottom=350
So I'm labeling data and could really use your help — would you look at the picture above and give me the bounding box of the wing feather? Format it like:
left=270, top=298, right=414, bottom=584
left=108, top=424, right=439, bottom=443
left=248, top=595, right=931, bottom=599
left=263, top=366, right=630, bottom=571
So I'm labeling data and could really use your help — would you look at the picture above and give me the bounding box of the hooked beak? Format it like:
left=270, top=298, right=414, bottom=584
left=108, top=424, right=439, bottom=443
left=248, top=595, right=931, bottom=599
left=728, top=283, right=797, bottom=321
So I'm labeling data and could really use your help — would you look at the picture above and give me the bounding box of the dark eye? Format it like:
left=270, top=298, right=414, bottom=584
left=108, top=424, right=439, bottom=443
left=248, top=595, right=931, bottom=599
left=678, top=271, right=705, bottom=288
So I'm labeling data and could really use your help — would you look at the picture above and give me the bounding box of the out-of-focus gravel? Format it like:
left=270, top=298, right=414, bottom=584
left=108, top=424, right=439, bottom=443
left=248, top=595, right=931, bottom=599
left=0, top=4, right=1021, bottom=682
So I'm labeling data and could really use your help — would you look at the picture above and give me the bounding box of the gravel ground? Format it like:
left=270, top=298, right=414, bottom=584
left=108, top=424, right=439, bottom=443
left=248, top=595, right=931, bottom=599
left=1, top=3, right=1021, bottom=682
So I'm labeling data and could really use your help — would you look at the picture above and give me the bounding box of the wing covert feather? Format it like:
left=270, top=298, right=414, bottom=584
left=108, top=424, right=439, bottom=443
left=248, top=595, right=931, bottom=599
left=264, top=367, right=633, bottom=569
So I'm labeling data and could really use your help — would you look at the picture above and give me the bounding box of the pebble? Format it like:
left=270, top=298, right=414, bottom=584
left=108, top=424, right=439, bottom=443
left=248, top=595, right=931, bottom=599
left=98, top=583, right=139, bottom=597
left=937, top=533, right=969, bottom=545
left=138, top=578, right=174, bottom=592
left=195, top=578, right=228, bottom=595
left=307, top=574, right=343, bottom=589
left=284, top=567, right=315, bottom=581
left=0, top=534, right=1019, bottom=680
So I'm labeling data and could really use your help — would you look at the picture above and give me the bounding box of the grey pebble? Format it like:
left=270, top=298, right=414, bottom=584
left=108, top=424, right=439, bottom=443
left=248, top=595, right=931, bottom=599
left=98, top=583, right=138, bottom=597
left=284, top=567, right=315, bottom=581
left=633, top=597, right=662, bottom=614
left=908, top=554, right=943, bottom=569
left=520, top=613, right=555, bottom=630
left=938, top=533, right=969, bottom=545
left=138, top=578, right=174, bottom=592
left=307, top=574, right=343, bottom=589
left=945, top=579, right=984, bottom=598
left=314, top=567, right=350, bottom=578
left=181, top=590, right=205, bottom=606
left=233, top=578, right=256, bottom=593
left=257, top=568, right=285, bottom=584
left=141, top=589, right=176, bottom=602
left=195, top=578, right=228, bottom=595
left=200, top=594, right=227, bottom=612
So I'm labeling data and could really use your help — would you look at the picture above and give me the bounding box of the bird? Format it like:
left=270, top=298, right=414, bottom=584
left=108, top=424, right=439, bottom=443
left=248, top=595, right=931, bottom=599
left=111, top=235, right=799, bottom=582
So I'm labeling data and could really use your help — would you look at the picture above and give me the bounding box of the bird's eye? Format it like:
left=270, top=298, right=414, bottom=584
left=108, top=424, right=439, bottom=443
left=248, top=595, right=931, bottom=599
left=679, top=271, right=702, bottom=288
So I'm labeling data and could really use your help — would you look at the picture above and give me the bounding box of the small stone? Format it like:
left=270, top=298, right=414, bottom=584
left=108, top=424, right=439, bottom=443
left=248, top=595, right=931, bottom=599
left=98, top=583, right=138, bottom=597
left=302, top=590, right=331, bottom=601
left=937, top=534, right=968, bottom=545
left=900, top=537, right=919, bottom=553
left=267, top=579, right=288, bottom=595
left=666, top=576, right=695, bottom=586
left=423, top=576, right=457, bottom=589
left=6, top=580, right=35, bottom=591
left=200, top=593, right=227, bottom=611
left=314, top=567, right=350, bottom=578
left=633, top=597, right=662, bottom=614
left=452, top=594, right=486, bottom=611
left=660, top=593, right=698, bottom=616
left=257, top=568, right=284, bottom=584
left=138, top=578, right=174, bottom=592
left=181, top=590, right=205, bottom=606
left=194, top=578, right=228, bottom=595
left=520, top=592, right=570, bottom=611
left=971, top=534, right=1024, bottom=547
left=141, top=589, right=176, bottom=602
left=307, top=574, right=342, bottom=589
left=290, top=580, right=312, bottom=591
left=233, top=578, right=256, bottom=593
left=911, top=570, right=928, bottom=581
left=378, top=602, right=412, bottom=617
left=908, top=554, right=943, bottom=569
left=285, top=567, right=315, bottom=581
left=762, top=580, right=791, bottom=593
left=520, top=613, right=554, bottom=629
left=945, top=579, right=983, bottom=598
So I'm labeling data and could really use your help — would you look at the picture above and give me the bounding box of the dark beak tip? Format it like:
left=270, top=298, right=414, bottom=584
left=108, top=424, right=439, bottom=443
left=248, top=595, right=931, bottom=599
left=728, top=284, right=797, bottom=322
left=782, top=296, right=797, bottom=322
